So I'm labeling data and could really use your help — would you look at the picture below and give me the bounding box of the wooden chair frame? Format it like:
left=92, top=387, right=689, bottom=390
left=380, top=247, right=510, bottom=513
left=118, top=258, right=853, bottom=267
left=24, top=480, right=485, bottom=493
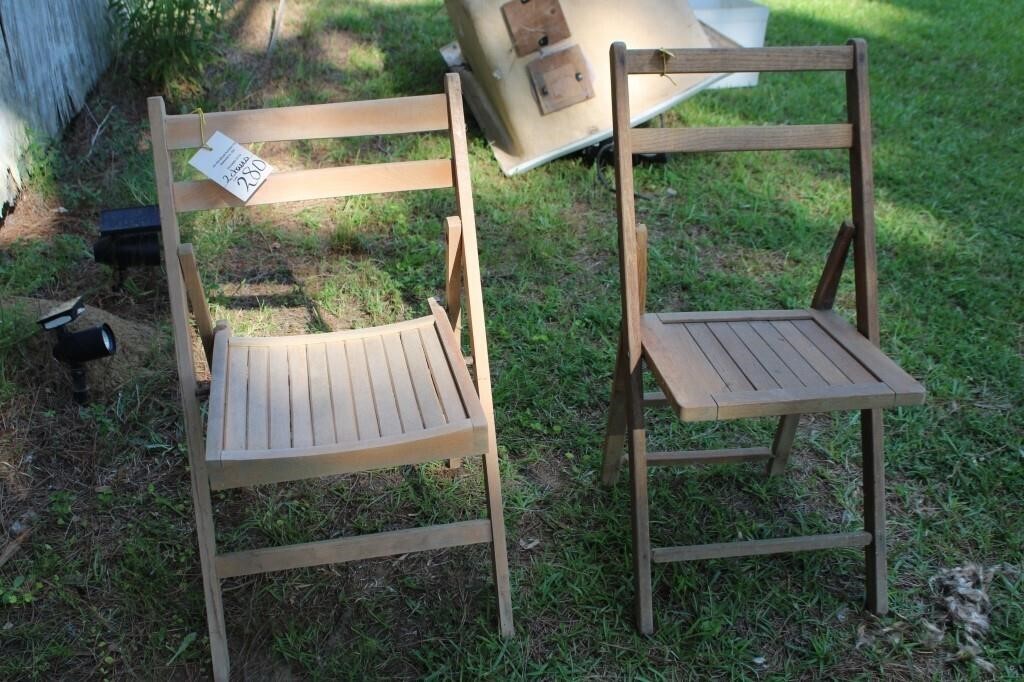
left=149, top=74, right=513, bottom=680
left=601, top=41, right=925, bottom=634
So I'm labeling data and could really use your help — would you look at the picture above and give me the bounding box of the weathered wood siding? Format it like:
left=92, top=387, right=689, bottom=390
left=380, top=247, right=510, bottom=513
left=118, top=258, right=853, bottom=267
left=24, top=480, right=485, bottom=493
left=1, top=0, right=110, bottom=209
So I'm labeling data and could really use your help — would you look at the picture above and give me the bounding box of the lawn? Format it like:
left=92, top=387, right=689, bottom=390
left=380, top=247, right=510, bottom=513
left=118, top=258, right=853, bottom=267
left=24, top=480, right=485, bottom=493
left=0, top=0, right=1022, bottom=678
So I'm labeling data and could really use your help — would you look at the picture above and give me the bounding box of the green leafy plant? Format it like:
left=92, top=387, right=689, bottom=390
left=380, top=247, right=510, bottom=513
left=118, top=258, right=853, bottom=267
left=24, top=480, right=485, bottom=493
left=1, top=575, right=43, bottom=605
left=48, top=491, right=75, bottom=527
left=108, top=0, right=224, bottom=86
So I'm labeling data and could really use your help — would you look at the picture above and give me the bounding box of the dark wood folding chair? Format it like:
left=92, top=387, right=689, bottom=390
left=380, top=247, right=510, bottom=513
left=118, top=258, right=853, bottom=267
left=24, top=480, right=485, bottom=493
left=601, top=40, right=926, bottom=634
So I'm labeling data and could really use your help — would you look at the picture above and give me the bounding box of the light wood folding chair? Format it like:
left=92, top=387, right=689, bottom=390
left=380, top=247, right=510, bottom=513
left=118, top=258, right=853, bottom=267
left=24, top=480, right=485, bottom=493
left=601, top=40, right=926, bottom=634
left=148, top=74, right=513, bottom=680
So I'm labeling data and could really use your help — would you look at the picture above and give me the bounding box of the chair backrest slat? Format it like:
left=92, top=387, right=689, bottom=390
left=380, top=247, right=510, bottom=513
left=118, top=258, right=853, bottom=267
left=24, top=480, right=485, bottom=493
left=626, top=46, right=854, bottom=74
left=163, top=94, right=449, bottom=150
left=172, top=159, right=454, bottom=212
left=631, top=124, right=853, bottom=154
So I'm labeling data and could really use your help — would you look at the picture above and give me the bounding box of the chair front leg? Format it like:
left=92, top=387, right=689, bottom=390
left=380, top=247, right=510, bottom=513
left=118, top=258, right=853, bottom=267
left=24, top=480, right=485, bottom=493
left=182, top=396, right=229, bottom=680
left=481, top=436, right=515, bottom=636
left=861, top=407, right=888, bottom=615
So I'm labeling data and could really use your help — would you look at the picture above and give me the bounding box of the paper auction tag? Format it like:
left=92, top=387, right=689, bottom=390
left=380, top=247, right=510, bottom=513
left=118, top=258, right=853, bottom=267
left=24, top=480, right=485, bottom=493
left=188, top=131, right=273, bottom=202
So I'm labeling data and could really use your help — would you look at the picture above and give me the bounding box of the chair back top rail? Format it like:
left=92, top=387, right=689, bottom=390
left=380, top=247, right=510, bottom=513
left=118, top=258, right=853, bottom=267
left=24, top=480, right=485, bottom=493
left=163, top=94, right=449, bottom=150
left=626, top=46, right=854, bottom=74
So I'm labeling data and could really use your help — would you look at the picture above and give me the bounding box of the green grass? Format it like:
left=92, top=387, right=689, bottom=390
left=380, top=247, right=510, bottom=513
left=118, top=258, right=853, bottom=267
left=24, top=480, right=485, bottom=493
left=0, top=0, right=1022, bottom=678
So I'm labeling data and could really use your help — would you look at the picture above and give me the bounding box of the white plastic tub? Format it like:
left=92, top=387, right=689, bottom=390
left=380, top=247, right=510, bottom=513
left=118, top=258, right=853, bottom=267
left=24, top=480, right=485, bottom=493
left=690, top=0, right=770, bottom=89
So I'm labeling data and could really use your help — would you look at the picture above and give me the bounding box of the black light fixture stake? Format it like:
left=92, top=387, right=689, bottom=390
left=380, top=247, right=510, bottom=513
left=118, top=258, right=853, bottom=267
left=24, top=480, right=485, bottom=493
left=37, top=298, right=117, bottom=405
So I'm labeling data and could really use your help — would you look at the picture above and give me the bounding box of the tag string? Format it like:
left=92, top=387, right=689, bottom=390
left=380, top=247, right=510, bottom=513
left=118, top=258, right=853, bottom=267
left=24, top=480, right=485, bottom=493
left=191, top=108, right=213, bottom=150
left=658, top=48, right=677, bottom=86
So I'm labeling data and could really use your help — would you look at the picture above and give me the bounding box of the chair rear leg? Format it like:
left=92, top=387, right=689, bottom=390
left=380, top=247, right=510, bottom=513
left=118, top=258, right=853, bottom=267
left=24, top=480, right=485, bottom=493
left=626, top=372, right=654, bottom=635
left=602, top=338, right=629, bottom=486
left=481, top=440, right=515, bottom=636
left=766, top=414, right=800, bottom=477
left=861, top=408, right=888, bottom=615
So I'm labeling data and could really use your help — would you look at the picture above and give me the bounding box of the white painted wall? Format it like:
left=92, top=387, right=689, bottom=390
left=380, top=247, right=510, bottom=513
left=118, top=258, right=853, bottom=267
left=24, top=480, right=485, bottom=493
left=1, top=0, right=110, bottom=209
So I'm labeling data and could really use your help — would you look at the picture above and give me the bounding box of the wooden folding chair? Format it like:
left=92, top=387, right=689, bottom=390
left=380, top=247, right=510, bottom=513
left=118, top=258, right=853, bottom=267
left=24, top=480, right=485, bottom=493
left=149, top=74, right=513, bottom=680
left=601, top=40, right=925, bottom=634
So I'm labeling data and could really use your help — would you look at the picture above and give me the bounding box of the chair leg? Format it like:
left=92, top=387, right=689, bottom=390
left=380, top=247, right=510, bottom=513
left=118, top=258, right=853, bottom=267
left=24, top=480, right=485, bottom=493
left=861, top=408, right=888, bottom=615
left=602, top=338, right=629, bottom=486
left=181, top=409, right=229, bottom=680
left=626, top=372, right=654, bottom=635
left=481, top=440, right=515, bottom=637
left=193, top=474, right=229, bottom=681
left=766, top=414, right=800, bottom=477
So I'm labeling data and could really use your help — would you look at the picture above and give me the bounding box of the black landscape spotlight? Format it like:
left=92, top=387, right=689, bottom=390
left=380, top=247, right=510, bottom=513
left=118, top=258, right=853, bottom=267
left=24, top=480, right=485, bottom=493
left=93, top=205, right=162, bottom=287
left=37, top=297, right=117, bottom=405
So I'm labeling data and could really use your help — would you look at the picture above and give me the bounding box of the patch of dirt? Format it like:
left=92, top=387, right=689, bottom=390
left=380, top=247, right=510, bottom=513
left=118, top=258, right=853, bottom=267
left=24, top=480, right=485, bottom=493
left=526, top=455, right=567, bottom=494
left=229, top=0, right=298, bottom=55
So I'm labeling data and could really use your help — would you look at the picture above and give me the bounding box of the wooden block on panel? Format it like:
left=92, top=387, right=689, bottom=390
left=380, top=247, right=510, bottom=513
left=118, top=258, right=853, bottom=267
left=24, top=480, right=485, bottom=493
left=527, top=45, right=595, bottom=116
left=501, top=0, right=571, bottom=57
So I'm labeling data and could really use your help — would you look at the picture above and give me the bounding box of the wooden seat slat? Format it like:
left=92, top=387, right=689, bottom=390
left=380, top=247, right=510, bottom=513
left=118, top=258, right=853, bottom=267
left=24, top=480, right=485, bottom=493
left=224, top=345, right=249, bottom=450
left=287, top=345, right=314, bottom=448
left=382, top=332, right=424, bottom=434
left=419, top=323, right=468, bottom=423
left=245, top=347, right=270, bottom=450
left=325, top=342, right=359, bottom=443
left=364, top=335, right=403, bottom=437
left=345, top=338, right=380, bottom=441
left=402, top=329, right=446, bottom=429
left=267, top=346, right=291, bottom=449
left=306, top=344, right=337, bottom=447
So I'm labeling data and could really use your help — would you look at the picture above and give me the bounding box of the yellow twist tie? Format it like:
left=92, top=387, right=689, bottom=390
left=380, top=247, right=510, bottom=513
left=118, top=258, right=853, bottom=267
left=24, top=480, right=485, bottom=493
left=191, top=108, right=213, bottom=150
left=658, top=48, right=677, bottom=85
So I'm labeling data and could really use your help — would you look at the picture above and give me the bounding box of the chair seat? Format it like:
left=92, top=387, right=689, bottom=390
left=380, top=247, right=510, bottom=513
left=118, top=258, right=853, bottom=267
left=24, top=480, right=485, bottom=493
left=205, top=312, right=488, bottom=490
left=642, top=308, right=925, bottom=422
